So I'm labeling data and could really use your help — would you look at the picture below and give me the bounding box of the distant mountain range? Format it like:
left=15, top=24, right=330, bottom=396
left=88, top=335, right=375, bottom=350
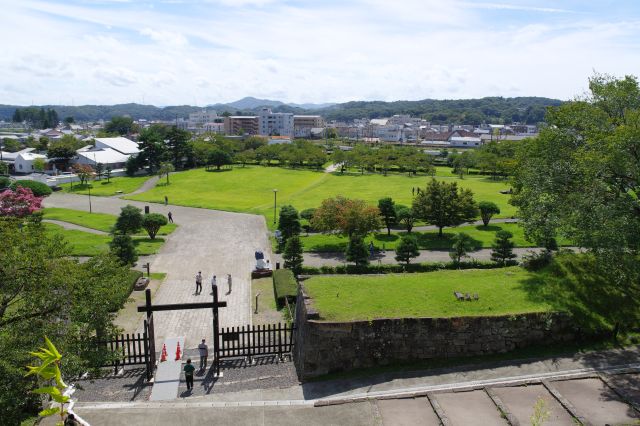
left=0, top=96, right=562, bottom=125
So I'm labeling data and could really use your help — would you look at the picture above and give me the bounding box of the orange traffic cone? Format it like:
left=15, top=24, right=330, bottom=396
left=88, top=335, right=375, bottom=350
left=160, top=344, right=168, bottom=362
left=175, top=342, right=182, bottom=360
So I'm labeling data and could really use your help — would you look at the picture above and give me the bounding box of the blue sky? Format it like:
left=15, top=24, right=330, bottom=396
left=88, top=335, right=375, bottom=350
left=2, top=0, right=639, bottom=105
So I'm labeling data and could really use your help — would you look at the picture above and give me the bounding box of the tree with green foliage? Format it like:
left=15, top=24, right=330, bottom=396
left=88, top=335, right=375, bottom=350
left=0, top=176, right=10, bottom=189
left=300, top=208, right=316, bottom=221
left=345, top=235, right=369, bottom=266
left=32, top=157, right=46, bottom=173
left=138, top=125, right=168, bottom=173
left=142, top=213, right=168, bottom=240
left=283, top=236, right=304, bottom=276
left=413, top=179, right=478, bottom=237
left=311, top=196, right=382, bottom=238
left=378, top=197, right=397, bottom=235
left=0, top=162, right=8, bottom=176
left=235, top=149, right=256, bottom=167
left=206, top=147, right=233, bottom=170
left=48, top=135, right=82, bottom=169
left=478, top=201, right=501, bottom=226
left=491, top=230, right=517, bottom=266
left=105, top=116, right=136, bottom=135
left=71, top=163, right=94, bottom=186
left=158, top=162, right=175, bottom=185
left=395, top=234, right=420, bottom=265
left=114, top=204, right=143, bottom=234
left=395, top=206, right=416, bottom=233
left=278, top=205, right=301, bottom=249
left=449, top=232, right=474, bottom=264
left=63, top=116, right=75, bottom=124
left=95, top=162, right=104, bottom=181
left=109, top=233, right=137, bottom=265
left=2, top=138, right=21, bottom=152
left=166, top=126, right=191, bottom=169
left=104, top=165, right=112, bottom=183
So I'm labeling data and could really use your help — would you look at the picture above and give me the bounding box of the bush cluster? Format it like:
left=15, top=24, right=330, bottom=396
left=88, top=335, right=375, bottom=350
left=273, top=269, right=297, bottom=307
left=300, top=260, right=508, bottom=275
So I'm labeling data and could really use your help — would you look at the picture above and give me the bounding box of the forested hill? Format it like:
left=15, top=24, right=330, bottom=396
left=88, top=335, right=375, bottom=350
left=0, top=96, right=562, bottom=124
left=320, top=97, right=563, bottom=124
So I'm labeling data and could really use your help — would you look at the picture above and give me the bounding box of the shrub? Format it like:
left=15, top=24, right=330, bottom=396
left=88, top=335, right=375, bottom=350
left=10, top=180, right=52, bottom=197
left=109, top=233, right=138, bottom=265
left=273, top=269, right=297, bottom=307
left=141, top=213, right=168, bottom=240
left=522, top=250, right=554, bottom=271
left=115, top=205, right=143, bottom=235
left=0, top=176, right=11, bottom=189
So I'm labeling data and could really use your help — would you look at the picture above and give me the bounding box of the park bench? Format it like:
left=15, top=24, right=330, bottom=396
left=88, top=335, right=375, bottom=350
left=453, top=291, right=480, bottom=301
left=454, top=291, right=464, bottom=301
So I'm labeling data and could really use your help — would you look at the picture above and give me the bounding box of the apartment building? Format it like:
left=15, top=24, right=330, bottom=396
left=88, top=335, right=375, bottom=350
left=293, top=115, right=324, bottom=138
left=258, top=108, right=294, bottom=137
left=224, top=116, right=259, bottom=135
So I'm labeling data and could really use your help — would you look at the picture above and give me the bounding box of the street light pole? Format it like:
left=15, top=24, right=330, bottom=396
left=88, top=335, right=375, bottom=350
left=88, top=182, right=92, bottom=213
left=273, top=189, right=278, bottom=224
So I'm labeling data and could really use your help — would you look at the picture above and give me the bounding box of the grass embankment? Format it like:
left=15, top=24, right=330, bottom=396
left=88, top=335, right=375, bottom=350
left=303, top=266, right=550, bottom=321
left=125, top=166, right=515, bottom=228
left=44, top=223, right=166, bottom=256
left=42, top=207, right=177, bottom=236
left=59, top=176, right=150, bottom=196
left=299, top=222, right=571, bottom=252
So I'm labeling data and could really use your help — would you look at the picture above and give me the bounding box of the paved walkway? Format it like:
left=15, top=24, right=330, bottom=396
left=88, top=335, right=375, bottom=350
left=42, top=219, right=108, bottom=235
left=45, top=193, right=272, bottom=349
left=117, top=175, right=160, bottom=197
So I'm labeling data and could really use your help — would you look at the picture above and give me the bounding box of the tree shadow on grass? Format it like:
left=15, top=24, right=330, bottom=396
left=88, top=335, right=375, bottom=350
left=473, top=224, right=504, bottom=233
left=414, top=232, right=482, bottom=251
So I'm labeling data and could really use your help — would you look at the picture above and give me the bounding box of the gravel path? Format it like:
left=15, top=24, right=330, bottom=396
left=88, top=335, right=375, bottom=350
left=121, top=175, right=160, bottom=197
left=45, top=193, right=273, bottom=350
left=43, top=219, right=108, bottom=235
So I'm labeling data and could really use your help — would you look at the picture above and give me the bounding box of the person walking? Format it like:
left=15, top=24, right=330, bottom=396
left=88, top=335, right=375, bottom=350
left=164, top=195, right=168, bottom=206
left=195, top=271, right=203, bottom=295
left=184, top=359, right=195, bottom=391
left=227, top=274, right=232, bottom=294
left=211, top=274, right=217, bottom=294
left=167, top=212, right=173, bottom=223
left=198, top=339, right=208, bottom=370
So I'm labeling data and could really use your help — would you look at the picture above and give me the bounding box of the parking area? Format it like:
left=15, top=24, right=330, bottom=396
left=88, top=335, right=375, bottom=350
left=375, top=372, right=640, bottom=426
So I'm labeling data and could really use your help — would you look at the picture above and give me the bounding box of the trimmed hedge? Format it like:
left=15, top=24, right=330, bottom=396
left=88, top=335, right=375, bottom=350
left=0, top=176, right=11, bottom=189
left=11, top=180, right=52, bottom=197
left=300, top=260, right=511, bottom=275
left=273, top=269, right=298, bottom=308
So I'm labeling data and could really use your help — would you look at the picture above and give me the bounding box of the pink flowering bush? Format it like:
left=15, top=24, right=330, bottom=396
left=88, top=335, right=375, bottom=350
left=0, top=186, right=43, bottom=217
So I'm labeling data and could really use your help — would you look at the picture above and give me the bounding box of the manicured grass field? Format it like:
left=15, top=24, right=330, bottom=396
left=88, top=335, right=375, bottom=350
left=125, top=166, right=515, bottom=227
left=44, top=223, right=166, bottom=256
left=298, top=222, right=570, bottom=252
left=303, top=267, right=550, bottom=321
left=59, top=176, right=151, bottom=196
left=42, top=207, right=177, bottom=236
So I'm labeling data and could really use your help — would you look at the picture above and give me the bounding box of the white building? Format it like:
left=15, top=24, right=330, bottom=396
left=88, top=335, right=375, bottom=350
left=15, top=151, right=47, bottom=174
left=449, top=136, right=482, bottom=147
left=94, top=137, right=140, bottom=155
left=75, top=147, right=129, bottom=169
left=258, top=108, right=294, bottom=137
left=189, top=110, right=218, bottom=126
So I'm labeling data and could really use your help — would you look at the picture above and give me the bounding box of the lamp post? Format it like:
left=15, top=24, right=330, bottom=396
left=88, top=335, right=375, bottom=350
left=88, top=181, right=92, bottom=213
left=273, top=189, right=278, bottom=224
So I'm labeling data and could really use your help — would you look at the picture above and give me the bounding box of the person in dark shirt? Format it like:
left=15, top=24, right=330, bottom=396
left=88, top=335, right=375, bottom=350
left=184, top=358, right=195, bottom=391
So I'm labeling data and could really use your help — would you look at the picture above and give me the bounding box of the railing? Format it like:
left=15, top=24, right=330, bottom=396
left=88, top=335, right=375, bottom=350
left=218, top=323, right=295, bottom=359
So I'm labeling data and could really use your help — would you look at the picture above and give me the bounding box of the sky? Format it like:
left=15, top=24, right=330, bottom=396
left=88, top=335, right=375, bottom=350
left=1, top=0, right=640, bottom=106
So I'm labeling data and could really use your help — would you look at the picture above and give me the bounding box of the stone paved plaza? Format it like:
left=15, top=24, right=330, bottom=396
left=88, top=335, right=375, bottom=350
left=45, top=193, right=272, bottom=349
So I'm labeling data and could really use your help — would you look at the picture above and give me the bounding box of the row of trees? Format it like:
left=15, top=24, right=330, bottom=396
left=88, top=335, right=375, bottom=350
left=332, top=145, right=434, bottom=176
left=448, top=140, right=519, bottom=179
left=12, top=107, right=59, bottom=129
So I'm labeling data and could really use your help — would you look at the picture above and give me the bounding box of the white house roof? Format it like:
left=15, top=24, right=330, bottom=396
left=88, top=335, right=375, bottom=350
left=17, top=152, right=47, bottom=160
left=94, top=137, right=140, bottom=155
left=450, top=136, right=482, bottom=143
left=77, top=148, right=129, bottom=164
left=370, top=119, right=389, bottom=126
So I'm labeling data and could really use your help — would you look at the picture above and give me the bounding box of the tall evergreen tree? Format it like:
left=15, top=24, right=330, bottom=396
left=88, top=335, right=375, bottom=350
left=378, top=197, right=396, bottom=235
left=491, top=230, right=517, bottom=266
left=345, top=235, right=369, bottom=266
left=283, top=236, right=304, bottom=276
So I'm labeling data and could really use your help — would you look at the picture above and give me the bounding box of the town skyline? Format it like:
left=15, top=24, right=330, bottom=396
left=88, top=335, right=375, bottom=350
left=3, top=0, right=640, bottom=106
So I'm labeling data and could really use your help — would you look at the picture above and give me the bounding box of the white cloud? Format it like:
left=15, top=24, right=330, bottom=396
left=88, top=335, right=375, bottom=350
left=93, top=67, right=138, bottom=87
left=140, top=28, right=189, bottom=47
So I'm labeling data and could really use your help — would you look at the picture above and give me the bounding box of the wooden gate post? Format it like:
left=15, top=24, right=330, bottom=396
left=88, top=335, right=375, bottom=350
left=212, top=284, right=222, bottom=377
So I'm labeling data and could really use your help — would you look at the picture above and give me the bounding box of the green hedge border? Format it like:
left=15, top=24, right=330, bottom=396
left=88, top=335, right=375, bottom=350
left=273, top=269, right=297, bottom=308
left=300, top=260, right=517, bottom=275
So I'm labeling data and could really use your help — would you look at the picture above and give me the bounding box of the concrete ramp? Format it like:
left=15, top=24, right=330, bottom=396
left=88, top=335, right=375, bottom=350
left=150, top=337, right=185, bottom=401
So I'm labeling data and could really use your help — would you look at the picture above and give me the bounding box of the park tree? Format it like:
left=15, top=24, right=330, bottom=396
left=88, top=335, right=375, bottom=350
left=412, top=179, right=478, bottom=237
left=378, top=197, right=397, bottom=235
left=283, top=236, right=304, bottom=276
left=395, top=206, right=416, bottom=233
left=235, top=149, right=256, bottom=167
left=32, top=157, right=46, bottom=173
left=0, top=162, right=8, bottom=176
left=114, top=205, right=143, bottom=234
left=243, top=136, right=267, bottom=151
left=63, top=116, right=74, bottom=124
left=449, top=232, right=474, bottom=264
left=158, top=162, right=175, bottom=185
left=491, top=230, right=517, bottom=266
left=71, top=163, right=94, bottom=186
left=109, top=233, right=137, bottom=265
left=395, top=234, right=420, bottom=265
left=2, top=138, right=21, bottom=152
left=104, top=165, right=113, bottom=182
left=138, top=125, right=168, bottom=173
left=345, top=235, right=369, bottom=266
left=95, top=162, right=104, bottom=180
left=478, top=201, right=501, bottom=226
left=278, top=205, right=301, bottom=249
left=166, top=126, right=191, bottom=168
left=311, top=196, right=382, bottom=238
left=105, top=116, right=136, bottom=135
left=207, top=147, right=233, bottom=170
left=142, top=213, right=168, bottom=240
left=48, top=135, right=81, bottom=168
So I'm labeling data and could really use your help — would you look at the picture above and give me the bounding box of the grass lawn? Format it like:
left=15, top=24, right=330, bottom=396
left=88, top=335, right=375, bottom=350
left=303, top=267, right=550, bottom=321
left=125, top=166, right=515, bottom=228
left=59, top=176, right=151, bottom=196
left=42, top=207, right=177, bottom=236
left=44, top=223, right=166, bottom=256
left=299, top=222, right=570, bottom=252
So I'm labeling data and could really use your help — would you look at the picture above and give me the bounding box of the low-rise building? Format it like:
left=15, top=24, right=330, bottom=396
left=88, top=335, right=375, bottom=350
left=224, top=116, right=259, bottom=135
left=94, top=137, right=140, bottom=155
left=293, top=115, right=324, bottom=138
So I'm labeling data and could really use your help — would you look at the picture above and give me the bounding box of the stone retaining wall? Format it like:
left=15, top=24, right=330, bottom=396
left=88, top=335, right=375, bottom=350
left=293, top=285, right=576, bottom=380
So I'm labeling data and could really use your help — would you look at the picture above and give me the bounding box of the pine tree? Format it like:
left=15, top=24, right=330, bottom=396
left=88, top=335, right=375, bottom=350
left=449, top=232, right=475, bottom=264
left=345, top=235, right=369, bottom=266
left=283, top=236, right=304, bottom=276
left=491, top=230, right=517, bottom=266
left=109, top=233, right=137, bottom=265
left=395, top=235, right=420, bottom=265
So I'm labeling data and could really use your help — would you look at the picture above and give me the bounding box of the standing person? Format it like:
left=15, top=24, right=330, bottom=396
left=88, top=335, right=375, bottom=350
left=167, top=212, right=173, bottom=223
left=198, top=339, right=208, bottom=370
left=184, top=359, right=195, bottom=391
left=227, top=274, right=232, bottom=294
left=412, top=187, right=415, bottom=196
left=164, top=195, right=168, bottom=206
left=211, top=274, right=217, bottom=294
left=195, top=271, right=203, bottom=295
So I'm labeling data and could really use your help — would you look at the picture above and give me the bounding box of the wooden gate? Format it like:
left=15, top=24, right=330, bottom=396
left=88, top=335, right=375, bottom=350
left=218, top=323, right=295, bottom=360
